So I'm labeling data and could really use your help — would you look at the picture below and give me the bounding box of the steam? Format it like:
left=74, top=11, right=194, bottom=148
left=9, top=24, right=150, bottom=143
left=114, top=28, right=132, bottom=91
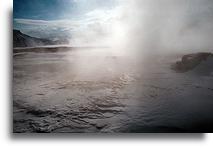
left=69, top=0, right=213, bottom=55
left=63, top=0, right=213, bottom=81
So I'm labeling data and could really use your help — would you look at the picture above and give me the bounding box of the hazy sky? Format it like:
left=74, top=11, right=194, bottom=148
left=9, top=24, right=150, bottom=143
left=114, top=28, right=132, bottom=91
left=14, top=0, right=119, bottom=42
left=14, top=0, right=213, bottom=50
left=14, top=0, right=117, bottom=20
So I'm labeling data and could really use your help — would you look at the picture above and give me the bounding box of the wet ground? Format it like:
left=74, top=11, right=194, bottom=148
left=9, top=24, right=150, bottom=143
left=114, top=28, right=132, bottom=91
left=13, top=47, right=213, bottom=133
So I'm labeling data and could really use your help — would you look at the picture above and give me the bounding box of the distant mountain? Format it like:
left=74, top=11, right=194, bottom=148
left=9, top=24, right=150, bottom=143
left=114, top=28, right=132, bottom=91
left=13, top=30, right=68, bottom=47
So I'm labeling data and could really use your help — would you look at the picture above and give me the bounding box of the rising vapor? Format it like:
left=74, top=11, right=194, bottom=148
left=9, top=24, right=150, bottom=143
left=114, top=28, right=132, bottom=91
left=69, top=0, right=213, bottom=56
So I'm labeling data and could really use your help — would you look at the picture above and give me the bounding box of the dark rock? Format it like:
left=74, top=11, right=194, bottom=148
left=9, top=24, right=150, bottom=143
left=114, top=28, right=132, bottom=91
left=26, top=109, right=54, bottom=117
left=171, top=52, right=213, bottom=72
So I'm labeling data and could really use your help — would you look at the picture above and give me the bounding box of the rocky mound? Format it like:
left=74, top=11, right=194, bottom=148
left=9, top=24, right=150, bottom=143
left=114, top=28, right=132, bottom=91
left=171, top=52, right=213, bottom=73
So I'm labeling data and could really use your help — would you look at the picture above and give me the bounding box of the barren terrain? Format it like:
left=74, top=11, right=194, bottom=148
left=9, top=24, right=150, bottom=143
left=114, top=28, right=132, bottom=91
left=13, top=47, right=213, bottom=132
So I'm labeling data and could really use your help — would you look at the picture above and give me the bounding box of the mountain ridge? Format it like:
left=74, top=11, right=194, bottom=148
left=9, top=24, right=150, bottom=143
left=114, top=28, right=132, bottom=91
left=13, top=30, right=68, bottom=47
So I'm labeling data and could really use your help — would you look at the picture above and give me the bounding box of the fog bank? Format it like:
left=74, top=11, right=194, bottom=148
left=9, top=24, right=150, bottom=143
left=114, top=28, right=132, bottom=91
left=70, top=0, right=213, bottom=56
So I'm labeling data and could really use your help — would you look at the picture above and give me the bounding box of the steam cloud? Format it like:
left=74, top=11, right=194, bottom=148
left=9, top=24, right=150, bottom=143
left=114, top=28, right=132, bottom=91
left=70, top=0, right=213, bottom=55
